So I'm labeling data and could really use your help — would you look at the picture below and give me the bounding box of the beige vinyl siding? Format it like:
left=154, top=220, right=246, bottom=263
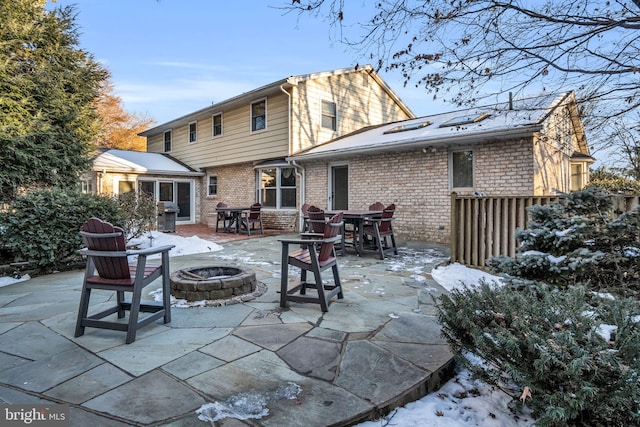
left=290, top=71, right=413, bottom=153
left=532, top=103, right=576, bottom=195
left=151, top=93, right=290, bottom=169
left=146, top=133, right=164, bottom=153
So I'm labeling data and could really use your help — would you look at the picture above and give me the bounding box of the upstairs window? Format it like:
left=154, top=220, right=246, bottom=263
left=212, top=113, right=223, bottom=137
left=189, top=121, right=197, bottom=143
left=251, top=99, right=266, bottom=132
left=321, top=100, right=337, bottom=131
left=450, top=149, right=474, bottom=189
left=163, top=130, right=172, bottom=152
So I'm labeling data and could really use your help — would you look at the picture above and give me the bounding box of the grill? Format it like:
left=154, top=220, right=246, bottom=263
left=157, top=201, right=179, bottom=232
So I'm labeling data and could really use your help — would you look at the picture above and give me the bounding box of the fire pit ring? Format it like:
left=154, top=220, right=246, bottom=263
left=170, top=265, right=265, bottom=306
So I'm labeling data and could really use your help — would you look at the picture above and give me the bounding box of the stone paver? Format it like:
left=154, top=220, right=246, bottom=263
left=0, top=233, right=454, bottom=426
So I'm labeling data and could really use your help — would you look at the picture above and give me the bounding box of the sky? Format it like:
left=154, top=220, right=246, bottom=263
left=45, top=0, right=450, bottom=126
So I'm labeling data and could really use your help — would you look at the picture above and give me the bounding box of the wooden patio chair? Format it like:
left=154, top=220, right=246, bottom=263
left=362, top=201, right=386, bottom=245
left=300, top=203, right=310, bottom=232
left=306, top=205, right=326, bottom=235
left=215, top=202, right=232, bottom=232
left=369, top=201, right=385, bottom=211
left=279, top=212, right=344, bottom=312
left=303, top=205, right=345, bottom=255
left=75, top=217, right=175, bottom=344
left=240, top=203, right=263, bottom=235
left=362, top=203, right=398, bottom=260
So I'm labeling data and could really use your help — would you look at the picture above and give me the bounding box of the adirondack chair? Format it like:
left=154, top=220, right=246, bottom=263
left=300, top=203, right=310, bottom=232
left=306, top=205, right=326, bottom=234
left=362, top=203, right=398, bottom=260
left=240, top=203, right=263, bottom=235
left=215, top=202, right=232, bottom=232
left=362, top=201, right=386, bottom=245
left=303, top=205, right=345, bottom=255
left=279, top=212, right=344, bottom=312
left=75, top=217, right=175, bottom=344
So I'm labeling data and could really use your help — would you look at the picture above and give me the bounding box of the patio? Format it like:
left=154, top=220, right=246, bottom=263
left=0, top=227, right=454, bottom=426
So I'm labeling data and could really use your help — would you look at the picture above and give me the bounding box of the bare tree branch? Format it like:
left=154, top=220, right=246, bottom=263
left=282, top=0, right=640, bottom=171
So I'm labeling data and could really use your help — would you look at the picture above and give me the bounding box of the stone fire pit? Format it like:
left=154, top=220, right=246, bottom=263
left=170, top=265, right=264, bottom=305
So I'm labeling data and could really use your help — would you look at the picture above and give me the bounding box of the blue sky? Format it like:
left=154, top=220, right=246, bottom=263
left=46, top=0, right=449, bottom=125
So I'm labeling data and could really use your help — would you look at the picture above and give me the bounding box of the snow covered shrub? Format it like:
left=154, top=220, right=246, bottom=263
left=489, top=187, right=640, bottom=297
left=438, top=283, right=640, bottom=426
left=437, top=188, right=640, bottom=426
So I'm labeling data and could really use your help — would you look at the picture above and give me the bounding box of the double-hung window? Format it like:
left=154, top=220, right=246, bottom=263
left=189, top=121, right=197, bottom=143
left=163, top=130, right=172, bottom=152
left=257, top=166, right=296, bottom=208
left=212, top=113, right=222, bottom=137
left=321, top=100, right=337, bottom=131
left=251, top=99, right=266, bottom=132
left=450, top=149, right=474, bottom=190
left=207, top=175, right=218, bottom=196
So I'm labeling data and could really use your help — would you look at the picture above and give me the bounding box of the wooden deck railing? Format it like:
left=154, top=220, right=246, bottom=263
left=450, top=193, right=640, bottom=268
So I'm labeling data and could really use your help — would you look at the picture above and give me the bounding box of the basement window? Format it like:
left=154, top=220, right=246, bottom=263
left=383, top=121, right=431, bottom=134
left=440, top=112, right=490, bottom=128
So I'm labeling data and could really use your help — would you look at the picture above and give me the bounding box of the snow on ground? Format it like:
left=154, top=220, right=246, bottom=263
left=431, top=262, right=503, bottom=291
left=1, top=232, right=536, bottom=426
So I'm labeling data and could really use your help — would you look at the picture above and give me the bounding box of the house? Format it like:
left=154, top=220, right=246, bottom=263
left=81, top=149, right=204, bottom=222
left=287, top=91, right=593, bottom=243
left=138, top=65, right=414, bottom=228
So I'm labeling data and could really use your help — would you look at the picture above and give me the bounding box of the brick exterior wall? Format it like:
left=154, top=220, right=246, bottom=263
left=201, top=163, right=296, bottom=231
left=300, top=139, right=537, bottom=243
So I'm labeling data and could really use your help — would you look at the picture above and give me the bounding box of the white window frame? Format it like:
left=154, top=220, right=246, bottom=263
left=256, top=166, right=296, bottom=209
left=163, top=129, right=172, bottom=153
left=212, top=112, right=223, bottom=138
left=188, top=121, right=197, bottom=143
left=321, top=99, right=337, bottom=131
left=449, top=148, right=475, bottom=191
left=570, top=161, right=588, bottom=191
left=250, top=98, right=267, bottom=133
left=79, top=179, right=93, bottom=194
left=207, top=175, right=218, bottom=197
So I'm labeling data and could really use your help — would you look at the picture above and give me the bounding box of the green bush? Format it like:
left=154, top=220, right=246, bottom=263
left=0, top=188, right=122, bottom=271
left=115, top=190, right=156, bottom=240
left=489, top=187, right=640, bottom=297
left=437, top=188, right=640, bottom=426
left=438, top=284, right=640, bottom=426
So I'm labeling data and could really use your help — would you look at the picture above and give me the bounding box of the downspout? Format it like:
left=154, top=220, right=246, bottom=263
left=280, top=84, right=306, bottom=231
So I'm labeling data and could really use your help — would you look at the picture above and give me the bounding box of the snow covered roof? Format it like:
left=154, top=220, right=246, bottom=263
left=289, top=92, right=577, bottom=161
left=92, top=149, right=204, bottom=176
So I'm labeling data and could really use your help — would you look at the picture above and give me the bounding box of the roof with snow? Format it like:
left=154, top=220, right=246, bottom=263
left=289, top=92, right=586, bottom=161
left=92, top=149, right=204, bottom=176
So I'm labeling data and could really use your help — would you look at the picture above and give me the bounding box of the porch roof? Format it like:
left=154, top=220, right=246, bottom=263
left=288, top=92, right=577, bottom=162
left=93, top=149, right=204, bottom=176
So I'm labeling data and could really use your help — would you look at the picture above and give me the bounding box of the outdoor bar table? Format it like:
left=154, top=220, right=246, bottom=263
left=215, top=206, right=250, bottom=233
left=325, top=210, right=382, bottom=255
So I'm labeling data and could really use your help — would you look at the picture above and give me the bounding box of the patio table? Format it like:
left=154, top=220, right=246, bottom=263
left=325, top=210, right=382, bottom=255
left=215, top=206, right=250, bottom=233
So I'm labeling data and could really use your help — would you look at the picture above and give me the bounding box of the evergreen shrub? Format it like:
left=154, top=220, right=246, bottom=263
left=437, top=188, right=640, bottom=426
left=0, top=188, right=122, bottom=271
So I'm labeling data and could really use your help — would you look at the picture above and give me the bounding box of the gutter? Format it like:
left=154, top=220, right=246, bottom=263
left=280, top=83, right=307, bottom=231
left=287, top=124, right=544, bottom=162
